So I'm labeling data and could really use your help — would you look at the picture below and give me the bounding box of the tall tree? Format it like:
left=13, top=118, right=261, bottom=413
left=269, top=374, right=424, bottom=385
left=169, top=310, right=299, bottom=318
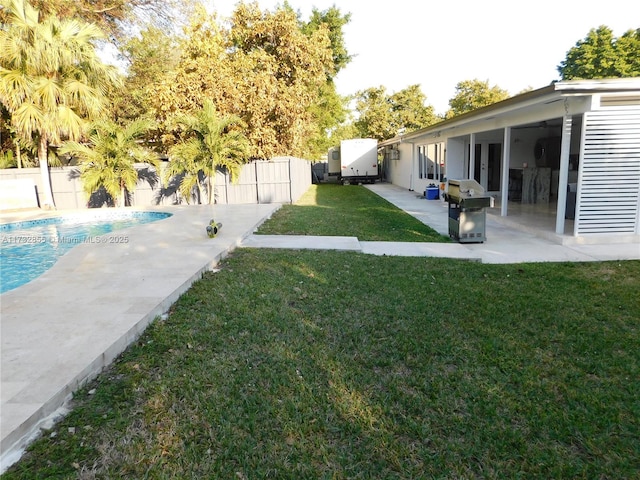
left=157, top=2, right=334, bottom=160
left=390, top=85, right=437, bottom=134
left=353, top=85, right=437, bottom=141
left=301, top=5, right=352, bottom=159
left=109, top=25, right=180, bottom=123
left=225, top=2, right=332, bottom=159
left=59, top=119, right=159, bottom=207
left=151, top=6, right=227, bottom=125
left=306, top=81, right=349, bottom=159
left=302, top=5, right=352, bottom=79
left=165, top=99, right=249, bottom=205
left=0, top=0, right=121, bottom=208
left=558, top=26, right=640, bottom=80
left=445, top=79, right=509, bottom=119
left=354, top=86, right=397, bottom=141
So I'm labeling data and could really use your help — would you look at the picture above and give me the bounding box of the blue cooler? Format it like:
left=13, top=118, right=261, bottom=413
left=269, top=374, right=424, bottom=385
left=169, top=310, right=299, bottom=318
left=425, top=186, right=439, bottom=200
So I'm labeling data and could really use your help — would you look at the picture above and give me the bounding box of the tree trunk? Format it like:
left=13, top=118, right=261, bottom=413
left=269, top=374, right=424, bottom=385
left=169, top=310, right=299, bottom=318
left=38, top=135, right=55, bottom=209
left=195, top=182, right=204, bottom=205
left=15, top=141, right=22, bottom=169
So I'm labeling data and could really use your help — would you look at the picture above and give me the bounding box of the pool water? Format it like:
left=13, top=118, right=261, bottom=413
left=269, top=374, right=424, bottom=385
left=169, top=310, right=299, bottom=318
left=0, top=211, right=172, bottom=293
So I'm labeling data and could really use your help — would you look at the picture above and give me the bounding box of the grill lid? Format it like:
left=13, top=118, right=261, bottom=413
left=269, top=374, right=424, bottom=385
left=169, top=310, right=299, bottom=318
left=446, top=179, right=492, bottom=207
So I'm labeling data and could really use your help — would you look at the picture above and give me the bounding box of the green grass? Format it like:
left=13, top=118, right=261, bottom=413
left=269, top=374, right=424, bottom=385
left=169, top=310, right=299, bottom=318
left=4, top=251, right=639, bottom=479
left=256, top=184, right=449, bottom=242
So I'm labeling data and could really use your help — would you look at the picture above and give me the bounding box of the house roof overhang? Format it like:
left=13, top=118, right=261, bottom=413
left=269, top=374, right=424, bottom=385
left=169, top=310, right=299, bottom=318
left=378, top=77, right=640, bottom=147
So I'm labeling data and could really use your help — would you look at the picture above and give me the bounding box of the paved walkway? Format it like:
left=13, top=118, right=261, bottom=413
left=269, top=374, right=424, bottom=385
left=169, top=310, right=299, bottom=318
left=1, top=183, right=638, bottom=472
left=244, top=183, right=640, bottom=264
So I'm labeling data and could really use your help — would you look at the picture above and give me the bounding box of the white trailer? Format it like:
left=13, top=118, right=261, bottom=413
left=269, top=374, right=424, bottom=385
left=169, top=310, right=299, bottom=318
left=335, top=138, right=378, bottom=184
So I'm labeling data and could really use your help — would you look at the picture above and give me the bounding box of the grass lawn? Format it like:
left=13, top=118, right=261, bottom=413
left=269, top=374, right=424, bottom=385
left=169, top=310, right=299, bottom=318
left=4, top=250, right=639, bottom=479
left=256, top=184, right=449, bottom=242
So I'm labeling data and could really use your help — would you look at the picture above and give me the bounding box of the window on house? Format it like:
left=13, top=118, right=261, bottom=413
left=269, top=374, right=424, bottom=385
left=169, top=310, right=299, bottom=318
left=427, top=144, right=435, bottom=179
left=474, top=144, right=482, bottom=184
left=439, top=144, right=446, bottom=181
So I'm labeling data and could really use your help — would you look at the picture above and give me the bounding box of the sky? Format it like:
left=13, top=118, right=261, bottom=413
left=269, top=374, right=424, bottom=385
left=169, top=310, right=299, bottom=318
left=208, top=0, right=639, bottom=115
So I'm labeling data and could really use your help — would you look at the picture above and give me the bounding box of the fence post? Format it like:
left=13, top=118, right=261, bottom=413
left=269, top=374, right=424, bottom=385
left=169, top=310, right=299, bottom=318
left=255, top=161, right=260, bottom=204
left=288, top=158, right=293, bottom=204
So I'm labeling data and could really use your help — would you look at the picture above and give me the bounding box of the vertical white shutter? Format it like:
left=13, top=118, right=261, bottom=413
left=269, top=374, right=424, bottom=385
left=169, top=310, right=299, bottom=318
left=576, top=110, right=640, bottom=235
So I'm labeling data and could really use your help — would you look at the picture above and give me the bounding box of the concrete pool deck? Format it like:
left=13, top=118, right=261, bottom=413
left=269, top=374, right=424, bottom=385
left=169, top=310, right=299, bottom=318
left=1, top=184, right=639, bottom=472
left=0, top=203, right=279, bottom=471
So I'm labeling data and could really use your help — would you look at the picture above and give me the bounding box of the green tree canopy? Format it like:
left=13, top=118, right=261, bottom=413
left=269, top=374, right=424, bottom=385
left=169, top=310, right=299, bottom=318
left=109, top=25, right=180, bottom=124
left=558, top=25, right=640, bottom=79
left=151, top=6, right=226, bottom=124
left=302, top=5, right=352, bottom=80
left=353, top=86, right=395, bottom=141
left=445, top=79, right=510, bottom=119
left=300, top=5, right=352, bottom=159
left=390, top=85, right=438, bottom=134
left=305, top=81, right=349, bottom=160
left=226, top=2, right=332, bottom=159
left=154, top=2, right=339, bottom=160
left=353, top=85, right=437, bottom=141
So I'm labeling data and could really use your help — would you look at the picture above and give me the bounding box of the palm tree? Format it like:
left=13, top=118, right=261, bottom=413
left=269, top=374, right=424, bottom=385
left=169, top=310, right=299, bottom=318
left=166, top=99, right=250, bottom=204
left=59, top=119, right=159, bottom=207
left=0, top=0, right=120, bottom=208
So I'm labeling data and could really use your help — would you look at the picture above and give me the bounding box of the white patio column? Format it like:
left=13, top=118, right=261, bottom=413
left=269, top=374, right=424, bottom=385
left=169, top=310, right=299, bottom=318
left=500, top=127, right=511, bottom=216
left=469, top=133, right=476, bottom=180
left=555, top=115, right=573, bottom=234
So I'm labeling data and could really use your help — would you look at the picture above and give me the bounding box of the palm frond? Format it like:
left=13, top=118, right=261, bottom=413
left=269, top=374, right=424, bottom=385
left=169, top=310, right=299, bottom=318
left=0, top=69, right=31, bottom=110
left=177, top=173, right=199, bottom=204
left=12, top=99, right=43, bottom=139
left=60, top=118, right=157, bottom=204
left=164, top=99, right=251, bottom=202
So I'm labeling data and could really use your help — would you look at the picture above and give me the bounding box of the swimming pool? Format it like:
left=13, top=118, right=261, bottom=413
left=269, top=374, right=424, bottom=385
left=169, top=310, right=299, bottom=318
left=0, top=211, right=172, bottom=294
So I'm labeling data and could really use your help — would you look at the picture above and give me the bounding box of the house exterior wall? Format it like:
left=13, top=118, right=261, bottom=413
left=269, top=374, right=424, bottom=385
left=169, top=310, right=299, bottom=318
left=386, top=142, right=414, bottom=190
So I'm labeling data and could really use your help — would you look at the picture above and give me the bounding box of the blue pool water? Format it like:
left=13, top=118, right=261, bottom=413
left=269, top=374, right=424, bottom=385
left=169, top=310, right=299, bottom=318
left=0, top=211, right=172, bottom=294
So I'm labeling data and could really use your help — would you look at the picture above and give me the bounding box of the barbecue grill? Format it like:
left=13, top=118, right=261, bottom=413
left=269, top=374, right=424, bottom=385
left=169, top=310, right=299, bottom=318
left=444, top=179, right=493, bottom=243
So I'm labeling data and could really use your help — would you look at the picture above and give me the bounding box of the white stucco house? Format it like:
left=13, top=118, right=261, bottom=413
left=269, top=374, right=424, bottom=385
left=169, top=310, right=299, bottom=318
left=379, top=78, right=640, bottom=245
